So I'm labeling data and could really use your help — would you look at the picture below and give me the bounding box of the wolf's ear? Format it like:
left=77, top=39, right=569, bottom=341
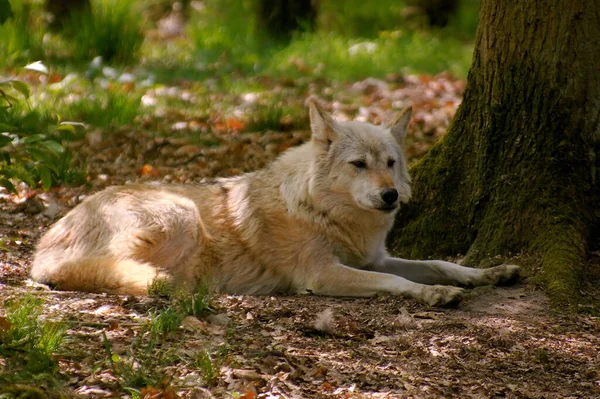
left=386, top=106, right=412, bottom=145
left=309, top=99, right=338, bottom=152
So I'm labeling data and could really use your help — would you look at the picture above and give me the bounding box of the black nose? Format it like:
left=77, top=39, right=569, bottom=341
left=381, top=188, right=399, bottom=205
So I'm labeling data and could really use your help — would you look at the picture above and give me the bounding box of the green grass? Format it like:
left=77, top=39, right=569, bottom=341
left=61, top=0, right=144, bottom=63
left=102, top=282, right=217, bottom=393
left=186, top=0, right=276, bottom=74
left=0, top=0, right=44, bottom=67
left=317, top=0, right=409, bottom=37
left=102, top=329, right=171, bottom=391
left=194, top=344, right=229, bottom=387
left=266, top=31, right=473, bottom=80
left=184, top=0, right=478, bottom=80
left=0, top=0, right=144, bottom=65
left=175, top=283, right=214, bottom=319
left=0, top=75, right=86, bottom=192
left=60, top=85, right=142, bottom=128
left=149, top=307, right=183, bottom=336
left=0, top=293, right=68, bottom=393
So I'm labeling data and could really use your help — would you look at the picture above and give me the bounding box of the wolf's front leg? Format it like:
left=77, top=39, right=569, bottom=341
left=302, top=263, right=464, bottom=306
left=371, top=257, right=520, bottom=287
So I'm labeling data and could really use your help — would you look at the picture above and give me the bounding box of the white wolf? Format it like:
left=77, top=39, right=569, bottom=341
left=31, top=100, right=519, bottom=306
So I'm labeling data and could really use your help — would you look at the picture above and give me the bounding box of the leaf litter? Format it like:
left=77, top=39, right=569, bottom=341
left=1, top=72, right=599, bottom=398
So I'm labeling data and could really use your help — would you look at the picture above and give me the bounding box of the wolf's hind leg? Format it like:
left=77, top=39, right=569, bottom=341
left=32, top=256, right=161, bottom=295
left=109, top=196, right=205, bottom=273
left=371, top=257, right=520, bottom=287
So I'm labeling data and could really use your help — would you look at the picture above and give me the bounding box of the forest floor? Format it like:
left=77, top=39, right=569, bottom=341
left=1, top=73, right=600, bottom=398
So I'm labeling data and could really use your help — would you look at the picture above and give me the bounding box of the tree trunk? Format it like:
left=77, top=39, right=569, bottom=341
left=46, top=0, right=90, bottom=29
left=256, top=0, right=317, bottom=40
left=409, top=0, right=458, bottom=27
left=389, top=0, right=600, bottom=307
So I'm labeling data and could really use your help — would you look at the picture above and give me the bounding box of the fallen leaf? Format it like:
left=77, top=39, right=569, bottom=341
left=141, top=386, right=161, bottom=399
left=48, top=74, right=63, bottom=83
left=233, top=369, right=261, bottom=381
left=139, top=164, right=160, bottom=177
left=322, top=381, right=334, bottom=392
left=107, top=320, right=119, bottom=330
left=226, top=118, right=246, bottom=131
left=0, top=316, right=12, bottom=332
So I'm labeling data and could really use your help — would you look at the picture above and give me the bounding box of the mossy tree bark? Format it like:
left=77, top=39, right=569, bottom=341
left=389, top=0, right=600, bottom=306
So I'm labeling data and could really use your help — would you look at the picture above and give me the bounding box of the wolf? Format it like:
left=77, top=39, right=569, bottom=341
left=31, top=100, right=519, bottom=306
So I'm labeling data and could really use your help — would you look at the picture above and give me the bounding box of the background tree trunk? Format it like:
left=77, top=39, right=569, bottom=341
left=409, top=0, right=459, bottom=27
left=389, top=0, right=600, bottom=306
left=46, top=0, right=90, bottom=29
left=256, top=0, right=317, bottom=40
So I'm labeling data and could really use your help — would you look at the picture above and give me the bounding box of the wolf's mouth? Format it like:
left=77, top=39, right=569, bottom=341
left=376, top=204, right=398, bottom=212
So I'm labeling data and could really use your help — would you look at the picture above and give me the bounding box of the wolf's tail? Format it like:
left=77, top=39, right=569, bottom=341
left=30, top=256, right=160, bottom=295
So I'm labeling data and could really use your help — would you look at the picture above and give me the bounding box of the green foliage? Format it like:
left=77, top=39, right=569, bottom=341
left=149, top=307, right=183, bottom=336
left=194, top=344, right=228, bottom=387
left=102, top=329, right=172, bottom=391
left=149, top=279, right=214, bottom=319
left=0, top=0, right=13, bottom=24
left=267, top=31, right=473, bottom=80
left=101, top=281, right=216, bottom=391
left=186, top=0, right=477, bottom=79
left=0, top=293, right=68, bottom=385
left=61, top=85, right=141, bottom=128
left=0, top=67, right=86, bottom=193
left=62, top=0, right=144, bottom=63
left=148, top=277, right=176, bottom=298
left=444, top=0, right=481, bottom=40
left=318, top=0, right=408, bottom=37
left=175, top=283, right=214, bottom=318
left=187, top=0, right=277, bottom=73
left=0, top=0, right=44, bottom=67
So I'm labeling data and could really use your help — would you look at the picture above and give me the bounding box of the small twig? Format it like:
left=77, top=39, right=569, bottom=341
left=168, top=152, right=205, bottom=167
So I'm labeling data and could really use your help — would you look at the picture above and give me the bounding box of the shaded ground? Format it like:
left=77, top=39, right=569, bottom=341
left=1, top=76, right=599, bottom=398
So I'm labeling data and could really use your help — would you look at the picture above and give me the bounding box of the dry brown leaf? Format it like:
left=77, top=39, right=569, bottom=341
left=139, top=164, right=160, bottom=177
left=0, top=316, right=12, bottom=332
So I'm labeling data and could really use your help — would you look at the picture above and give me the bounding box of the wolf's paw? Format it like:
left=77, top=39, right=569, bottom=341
left=482, top=264, right=521, bottom=286
left=421, top=286, right=465, bottom=307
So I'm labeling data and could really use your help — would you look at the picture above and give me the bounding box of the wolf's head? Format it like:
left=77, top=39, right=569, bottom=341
left=307, top=100, right=412, bottom=214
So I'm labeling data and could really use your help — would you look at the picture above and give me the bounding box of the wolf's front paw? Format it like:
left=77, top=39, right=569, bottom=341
left=421, top=286, right=464, bottom=307
left=482, top=264, right=520, bottom=286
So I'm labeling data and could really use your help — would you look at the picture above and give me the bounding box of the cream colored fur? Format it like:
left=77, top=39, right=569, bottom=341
left=31, top=100, right=519, bottom=306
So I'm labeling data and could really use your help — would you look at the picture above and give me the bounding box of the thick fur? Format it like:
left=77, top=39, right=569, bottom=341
left=31, top=101, right=519, bottom=306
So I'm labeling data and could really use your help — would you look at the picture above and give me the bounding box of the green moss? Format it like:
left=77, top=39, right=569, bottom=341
left=389, top=113, right=476, bottom=259
left=534, top=221, right=587, bottom=308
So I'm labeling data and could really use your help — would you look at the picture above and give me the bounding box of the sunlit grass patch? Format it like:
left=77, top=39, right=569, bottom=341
left=1, top=75, right=87, bottom=192
left=0, top=293, right=68, bottom=393
left=102, top=281, right=217, bottom=393
left=61, top=0, right=144, bottom=63
left=183, top=0, right=476, bottom=81
left=59, top=85, right=142, bottom=128
left=185, top=0, right=277, bottom=74
left=176, top=282, right=214, bottom=319
left=194, top=344, right=229, bottom=387
left=267, top=31, right=473, bottom=80
left=0, top=0, right=44, bottom=67
left=246, top=102, right=306, bottom=132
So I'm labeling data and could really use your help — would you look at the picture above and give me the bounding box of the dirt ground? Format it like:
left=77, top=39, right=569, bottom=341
left=1, top=108, right=600, bottom=398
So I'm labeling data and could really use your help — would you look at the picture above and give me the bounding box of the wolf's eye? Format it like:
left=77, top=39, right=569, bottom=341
left=387, top=159, right=396, bottom=168
left=351, top=160, right=367, bottom=169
